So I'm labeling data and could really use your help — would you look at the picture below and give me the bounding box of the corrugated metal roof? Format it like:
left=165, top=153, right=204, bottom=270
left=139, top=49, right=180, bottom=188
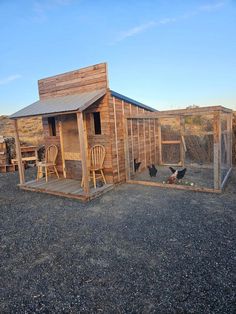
left=10, top=89, right=106, bottom=119
left=110, top=90, right=157, bottom=112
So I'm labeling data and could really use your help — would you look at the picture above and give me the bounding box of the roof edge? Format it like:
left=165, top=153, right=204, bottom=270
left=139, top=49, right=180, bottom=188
left=110, top=90, right=157, bottom=112
left=10, top=89, right=107, bottom=119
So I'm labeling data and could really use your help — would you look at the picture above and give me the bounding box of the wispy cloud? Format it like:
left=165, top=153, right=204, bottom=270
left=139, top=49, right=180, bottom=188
left=33, top=0, right=73, bottom=21
left=199, top=1, right=226, bottom=12
left=117, top=21, right=157, bottom=42
left=0, top=74, right=22, bottom=86
left=112, top=1, right=226, bottom=44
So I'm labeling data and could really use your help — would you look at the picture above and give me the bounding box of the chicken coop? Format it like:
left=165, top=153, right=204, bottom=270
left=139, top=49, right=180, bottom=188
left=10, top=62, right=154, bottom=201
left=124, top=106, right=233, bottom=193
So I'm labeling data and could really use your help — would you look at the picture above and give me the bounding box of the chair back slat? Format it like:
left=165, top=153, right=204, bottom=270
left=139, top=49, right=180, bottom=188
left=46, top=145, right=58, bottom=164
left=90, top=145, right=105, bottom=169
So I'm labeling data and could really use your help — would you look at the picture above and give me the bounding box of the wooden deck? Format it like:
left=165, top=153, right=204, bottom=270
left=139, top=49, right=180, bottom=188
left=19, top=178, right=114, bottom=201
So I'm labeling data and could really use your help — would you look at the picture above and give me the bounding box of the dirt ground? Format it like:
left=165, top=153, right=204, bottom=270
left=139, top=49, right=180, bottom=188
left=0, top=168, right=236, bottom=313
left=132, top=164, right=215, bottom=189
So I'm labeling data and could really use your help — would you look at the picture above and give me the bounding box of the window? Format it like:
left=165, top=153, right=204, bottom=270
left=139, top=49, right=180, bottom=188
left=48, top=117, right=56, bottom=136
left=93, top=112, right=101, bottom=134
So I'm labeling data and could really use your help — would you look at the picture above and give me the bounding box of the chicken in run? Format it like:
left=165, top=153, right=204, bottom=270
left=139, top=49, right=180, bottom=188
left=147, top=164, right=158, bottom=177
left=169, top=167, right=187, bottom=179
left=167, top=167, right=187, bottom=184
left=134, top=159, right=141, bottom=172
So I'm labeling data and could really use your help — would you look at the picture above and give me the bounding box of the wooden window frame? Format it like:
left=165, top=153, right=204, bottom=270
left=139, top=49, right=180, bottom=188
left=48, top=117, right=57, bottom=137
left=92, top=112, right=102, bottom=135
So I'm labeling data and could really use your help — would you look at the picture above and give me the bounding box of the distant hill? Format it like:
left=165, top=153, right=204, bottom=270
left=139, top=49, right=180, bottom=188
left=0, top=115, right=44, bottom=146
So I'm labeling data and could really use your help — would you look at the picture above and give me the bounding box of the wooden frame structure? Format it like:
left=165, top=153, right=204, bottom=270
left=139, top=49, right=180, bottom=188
left=11, top=63, right=233, bottom=199
left=11, top=63, right=155, bottom=201
left=124, top=106, right=233, bottom=193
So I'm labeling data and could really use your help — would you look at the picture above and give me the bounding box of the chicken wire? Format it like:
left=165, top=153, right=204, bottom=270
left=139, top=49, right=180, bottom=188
left=126, top=109, right=232, bottom=191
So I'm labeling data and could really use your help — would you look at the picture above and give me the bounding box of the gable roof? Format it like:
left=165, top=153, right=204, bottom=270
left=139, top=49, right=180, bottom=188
left=10, top=89, right=106, bottom=119
left=111, top=90, right=156, bottom=112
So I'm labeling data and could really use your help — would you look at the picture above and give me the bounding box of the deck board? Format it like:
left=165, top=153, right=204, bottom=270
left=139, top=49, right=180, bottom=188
left=20, top=178, right=113, bottom=201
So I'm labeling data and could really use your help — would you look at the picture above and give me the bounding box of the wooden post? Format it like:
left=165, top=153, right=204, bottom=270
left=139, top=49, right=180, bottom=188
left=213, top=112, right=221, bottom=190
left=180, top=116, right=185, bottom=166
left=153, top=119, right=157, bottom=165
left=123, top=117, right=130, bottom=181
left=14, top=119, right=25, bottom=184
left=122, top=101, right=130, bottom=181
left=113, top=97, right=120, bottom=181
left=136, top=107, right=140, bottom=161
left=143, top=119, right=147, bottom=167
left=149, top=118, right=151, bottom=164
left=157, top=118, right=162, bottom=165
left=77, top=112, right=90, bottom=196
left=129, top=104, right=135, bottom=173
left=227, top=113, right=233, bottom=168
left=58, top=120, right=66, bottom=178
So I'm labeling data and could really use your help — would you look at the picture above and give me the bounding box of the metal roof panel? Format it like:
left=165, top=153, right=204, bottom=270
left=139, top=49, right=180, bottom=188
left=10, top=89, right=106, bottom=119
left=110, top=90, right=157, bottom=112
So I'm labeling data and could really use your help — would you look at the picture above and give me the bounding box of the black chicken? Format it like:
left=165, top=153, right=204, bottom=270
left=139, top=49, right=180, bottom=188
left=148, top=164, right=157, bottom=177
left=134, top=159, right=141, bottom=172
left=169, top=167, right=187, bottom=180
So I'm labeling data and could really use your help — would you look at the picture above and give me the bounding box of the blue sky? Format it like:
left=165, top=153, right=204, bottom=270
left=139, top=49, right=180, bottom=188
left=0, top=0, right=235, bottom=115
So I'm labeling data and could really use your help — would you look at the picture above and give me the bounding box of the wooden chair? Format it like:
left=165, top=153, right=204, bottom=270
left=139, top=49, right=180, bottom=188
left=37, top=144, right=59, bottom=182
left=81, top=144, right=106, bottom=189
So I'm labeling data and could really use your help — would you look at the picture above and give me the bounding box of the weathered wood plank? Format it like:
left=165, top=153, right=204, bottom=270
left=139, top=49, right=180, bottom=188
left=14, top=119, right=25, bottom=184
left=77, top=112, right=90, bottom=196
left=213, top=112, right=221, bottom=189
left=127, top=180, right=221, bottom=193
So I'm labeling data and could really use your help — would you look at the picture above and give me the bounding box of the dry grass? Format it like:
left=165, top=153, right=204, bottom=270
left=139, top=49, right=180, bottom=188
left=0, top=115, right=44, bottom=146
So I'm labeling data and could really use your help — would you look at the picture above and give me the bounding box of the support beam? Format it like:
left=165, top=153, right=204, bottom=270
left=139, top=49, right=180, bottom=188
left=143, top=119, right=147, bottom=167
left=180, top=116, right=185, bottom=166
left=153, top=119, right=157, bottom=165
left=14, top=119, right=25, bottom=184
left=113, top=97, right=120, bottom=182
left=149, top=118, right=151, bottom=164
left=58, top=120, right=66, bottom=178
left=213, top=112, right=221, bottom=190
left=123, top=117, right=130, bottom=181
left=77, top=112, right=90, bottom=196
left=227, top=113, right=233, bottom=168
left=157, top=118, right=162, bottom=165
left=129, top=104, right=135, bottom=173
left=136, top=107, right=141, bottom=162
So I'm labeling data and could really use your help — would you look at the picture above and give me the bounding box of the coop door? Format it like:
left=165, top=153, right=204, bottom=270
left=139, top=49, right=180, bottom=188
left=60, top=114, right=82, bottom=179
left=160, top=117, right=183, bottom=165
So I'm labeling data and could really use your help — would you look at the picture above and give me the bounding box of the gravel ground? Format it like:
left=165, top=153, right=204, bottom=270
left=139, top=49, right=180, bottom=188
left=0, top=168, right=236, bottom=313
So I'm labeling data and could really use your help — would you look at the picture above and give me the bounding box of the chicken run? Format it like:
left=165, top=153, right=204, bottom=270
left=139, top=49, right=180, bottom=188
left=125, top=106, right=232, bottom=193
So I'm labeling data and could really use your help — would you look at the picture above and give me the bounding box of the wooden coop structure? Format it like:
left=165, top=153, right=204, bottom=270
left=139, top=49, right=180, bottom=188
left=125, top=106, right=233, bottom=193
left=10, top=63, right=155, bottom=201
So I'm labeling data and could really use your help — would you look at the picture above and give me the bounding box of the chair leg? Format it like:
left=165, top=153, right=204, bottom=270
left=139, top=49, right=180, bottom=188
left=45, top=167, right=48, bottom=182
left=92, top=170, right=96, bottom=189
left=101, top=170, right=106, bottom=184
left=54, top=166, right=59, bottom=179
left=36, top=167, right=39, bottom=181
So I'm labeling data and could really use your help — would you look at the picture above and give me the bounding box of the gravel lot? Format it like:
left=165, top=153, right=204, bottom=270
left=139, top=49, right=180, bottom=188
left=0, top=168, right=236, bottom=313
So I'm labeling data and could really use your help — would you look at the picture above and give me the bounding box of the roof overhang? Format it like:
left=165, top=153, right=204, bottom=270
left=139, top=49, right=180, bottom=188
left=10, top=89, right=106, bottom=119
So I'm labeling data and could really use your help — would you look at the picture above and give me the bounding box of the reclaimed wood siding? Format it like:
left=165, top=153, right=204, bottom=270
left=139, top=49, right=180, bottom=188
left=84, top=94, right=114, bottom=184
left=109, top=95, right=154, bottom=184
left=38, top=63, right=108, bottom=99
left=42, top=116, right=63, bottom=174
